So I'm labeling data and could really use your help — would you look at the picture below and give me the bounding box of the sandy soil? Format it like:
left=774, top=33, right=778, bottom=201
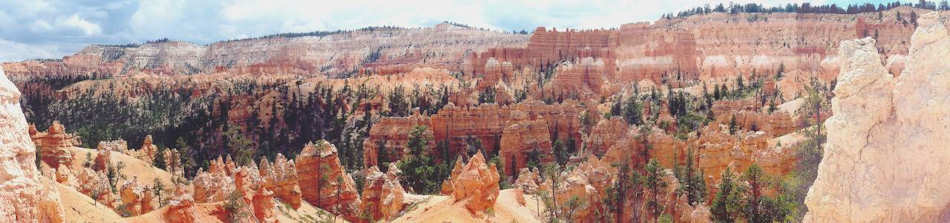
left=56, top=182, right=124, bottom=223
left=393, top=189, right=546, bottom=223
left=68, top=147, right=176, bottom=187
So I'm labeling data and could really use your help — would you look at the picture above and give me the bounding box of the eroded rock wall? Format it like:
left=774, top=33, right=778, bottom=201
left=0, top=67, right=65, bottom=222
left=805, top=12, right=950, bottom=222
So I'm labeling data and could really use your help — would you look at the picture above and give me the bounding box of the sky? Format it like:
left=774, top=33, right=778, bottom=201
left=0, top=0, right=906, bottom=62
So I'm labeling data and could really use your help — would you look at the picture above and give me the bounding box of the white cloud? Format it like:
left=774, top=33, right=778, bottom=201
left=63, top=14, right=103, bottom=36
left=29, top=20, right=53, bottom=32
left=0, top=39, right=68, bottom=62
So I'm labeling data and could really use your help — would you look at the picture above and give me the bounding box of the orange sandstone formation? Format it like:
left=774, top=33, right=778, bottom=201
left=365, top=100, right=581, bottom=169
left=258, top=153, right=301, bottom=209
left=499, top=120, right=553, bottom=177
left=440, top=151, right=501, bottom=215
left=29, top=121, right=78, bottom=168
left=360, top=164, right=406, bottom=222
left=296, top=140, right=362, bottom=221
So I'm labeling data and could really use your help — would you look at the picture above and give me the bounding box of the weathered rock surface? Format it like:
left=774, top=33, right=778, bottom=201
left=362, top=113, right=434, bottom=169
left=365, top=100, right=581, bottom=169
left=192, top=158, right=236, bottom=203
left=584, top=117, right=628, bottom=156
left=512, top=167, right=541, bottom=194
left=440, top=151, right=501, bottom=215
left=164, top=190, right=198, bottom=223
left=296, top=141, right=361, bottom=221
left=251, top=186, right=277, bottom=223
left=805, top=13, right=950, bottom=222
left=28, top=121, right=77, bottom=168
left=0, top=67, right=65, bottom=222
left=258, top=153, right=301, bottom=209
left=119, top=177, right=148, bottom=215
left=360, top=164, right=406, bottom=222
left=136, top=135, right=158, bottom=164
left=499, top=120, right=553, bottom=177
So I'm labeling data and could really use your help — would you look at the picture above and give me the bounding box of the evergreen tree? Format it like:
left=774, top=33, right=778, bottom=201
left=645, top=159, right=667, bottom=223
left=743, top=164, right=767, bottom=223
left=153, top=147, right=167, bottom=170
left=153, top=178, right=165, bottom=206
left=729, top=114, right=739, bottom=135
left=711, top=168, right=745, bottom=223
left=398, top=125, right=447, bottom=194
left=676, top=146, right=707, bottom=206
left=623, top=95, right=644, bottom=125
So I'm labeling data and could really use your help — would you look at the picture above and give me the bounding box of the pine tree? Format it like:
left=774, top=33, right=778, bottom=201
left=711, top=168, right=744, bottom=223
left=743, top=164, right=767, bottom=223
left=153, top=178, right=165, bottom=206
left=645, top=159, right=667, bottom=223
left=623, top=95, right=643, bottom=125
left=729, top=114, right=739, bottom=135
left=153, top=147, right=167, bottom=170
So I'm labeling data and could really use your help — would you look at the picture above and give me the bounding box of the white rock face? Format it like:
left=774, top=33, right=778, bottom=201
left=805, top=12, right=950, bottom=222
left=0, top=67, right=65, bottom=222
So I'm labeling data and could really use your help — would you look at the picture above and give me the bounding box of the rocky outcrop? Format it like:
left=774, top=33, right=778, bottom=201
left=360, top=164, right=406, bottom=222
left=440, top=151, right=501, bottom=215
left=463, top=8, right=941, bottom=101
left=192, top=158, right=236, bottom=203
left=164, top=190, right=198, bottom=223
left=93, top=142, right=113, bottom=171
left=258, top=153, right=301, bottom=209
left=549, top=155, right=613, bottom=221
left=0, top=67, right=65, bottom=222
left=805, top=13, right=950, bottom=222
left=75, top=167, right=113, bottom=207
left=365, top=100, right=581, bottom=169
left=499, top=120, right=553, bottom=177
left=136, top=135, right=158, bottom=164
left=251, top=186, right=277, bottom=223
left=584, top=117, right=628, bottom=156
left=296, top=141, right=361, bottom=221
left=54, top=165, right=77, bottom=188
left=513, top=167, right=541, bottom=194
left=119, top=178, right=149, bottom=215
left=28, top=121, right=77, bottom=168
left=362, top=113, right=434, bottom=169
